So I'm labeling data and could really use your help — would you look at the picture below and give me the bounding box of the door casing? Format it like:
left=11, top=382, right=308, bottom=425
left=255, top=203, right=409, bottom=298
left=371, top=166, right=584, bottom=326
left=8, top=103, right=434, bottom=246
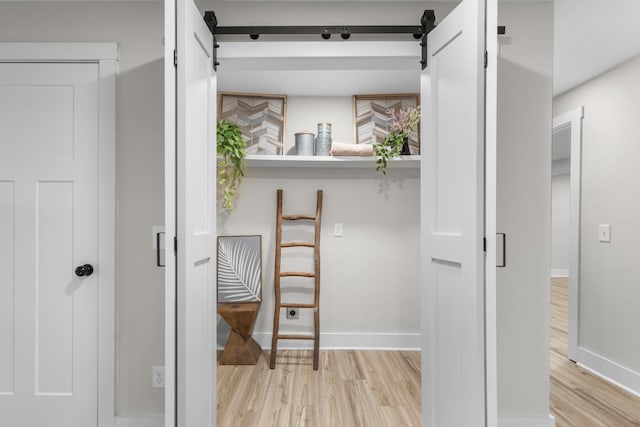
left=553, top=107, right=584, bottom=362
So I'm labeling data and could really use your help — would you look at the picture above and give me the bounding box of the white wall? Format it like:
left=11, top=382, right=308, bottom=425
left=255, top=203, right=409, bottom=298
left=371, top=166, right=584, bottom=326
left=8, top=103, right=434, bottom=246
left=285, top=97, right=354, bottom=149
left=551, top=173, right=570, bottom=276
left=217, top=167, right=420, bottom=349
left=496, top=1, right=554, bottom=420
left=554, top=54, right=640, bottom=392
left=0, top=2, right=165, bottom=416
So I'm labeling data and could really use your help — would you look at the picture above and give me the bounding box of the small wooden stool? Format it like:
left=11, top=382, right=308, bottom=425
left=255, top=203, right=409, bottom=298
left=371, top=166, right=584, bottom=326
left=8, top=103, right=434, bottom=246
left=218, top=302, right=262, bottom=365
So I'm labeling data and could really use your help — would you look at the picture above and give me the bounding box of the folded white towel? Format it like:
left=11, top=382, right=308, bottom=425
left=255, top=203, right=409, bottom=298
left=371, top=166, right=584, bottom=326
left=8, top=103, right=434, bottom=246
left=330, top=142, right=374, bottom=157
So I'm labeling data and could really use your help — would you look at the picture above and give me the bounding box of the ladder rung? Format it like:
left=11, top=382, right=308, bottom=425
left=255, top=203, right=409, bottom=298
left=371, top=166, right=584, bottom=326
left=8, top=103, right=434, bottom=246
left=277, top=334, right=315, bottom=340
left=281, top=303, right=316, bottom=309
left=282, top=214, right=316, bottom=221
left=280, top=272, right=315, bottom=278
left=281, top=242, right=315, bottom=248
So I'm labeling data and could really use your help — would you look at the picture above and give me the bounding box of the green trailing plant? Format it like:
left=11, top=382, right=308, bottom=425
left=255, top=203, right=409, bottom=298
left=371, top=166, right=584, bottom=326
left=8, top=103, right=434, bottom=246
left=217, top=120, right=247, bottom=211
left=375, top=105, right=421, bottom=175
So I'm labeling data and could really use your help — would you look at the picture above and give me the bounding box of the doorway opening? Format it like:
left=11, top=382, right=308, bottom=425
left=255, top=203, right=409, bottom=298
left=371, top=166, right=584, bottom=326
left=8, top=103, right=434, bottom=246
left=551, top=107, right=583, bottom=362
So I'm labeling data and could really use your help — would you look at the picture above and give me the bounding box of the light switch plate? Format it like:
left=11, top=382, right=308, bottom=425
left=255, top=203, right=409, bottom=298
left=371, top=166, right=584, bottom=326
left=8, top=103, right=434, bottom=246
left=599, top=224, right=611, bottom=243
left=334, top=223, right=343, bottom=237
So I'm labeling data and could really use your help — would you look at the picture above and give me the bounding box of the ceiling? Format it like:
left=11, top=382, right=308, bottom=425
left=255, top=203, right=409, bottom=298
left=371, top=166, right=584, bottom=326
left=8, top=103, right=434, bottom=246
left=2, top=0, right=638, bottom=96
left=553, top=0, right=640, bottom=95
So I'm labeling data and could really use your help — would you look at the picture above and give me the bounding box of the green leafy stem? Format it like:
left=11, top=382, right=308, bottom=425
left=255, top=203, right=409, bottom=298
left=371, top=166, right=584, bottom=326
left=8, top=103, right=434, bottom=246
left=217, top=120, right=247, bottom=211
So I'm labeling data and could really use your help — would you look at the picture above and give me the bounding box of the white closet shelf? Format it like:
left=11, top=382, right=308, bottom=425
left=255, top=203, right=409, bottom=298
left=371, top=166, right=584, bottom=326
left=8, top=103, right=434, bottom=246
left=244, top=154, right=420, bottom=168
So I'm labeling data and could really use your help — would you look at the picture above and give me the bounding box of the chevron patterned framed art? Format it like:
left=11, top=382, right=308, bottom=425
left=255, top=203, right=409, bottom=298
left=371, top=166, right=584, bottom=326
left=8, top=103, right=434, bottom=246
left=218, top=92, right=287, bottom=155
left=353, top=94, right=420, bottom=155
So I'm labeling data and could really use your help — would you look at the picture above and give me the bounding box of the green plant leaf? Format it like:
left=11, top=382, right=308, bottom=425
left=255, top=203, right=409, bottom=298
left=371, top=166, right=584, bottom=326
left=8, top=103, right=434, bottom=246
left=217, top=120, right=247, bottom=211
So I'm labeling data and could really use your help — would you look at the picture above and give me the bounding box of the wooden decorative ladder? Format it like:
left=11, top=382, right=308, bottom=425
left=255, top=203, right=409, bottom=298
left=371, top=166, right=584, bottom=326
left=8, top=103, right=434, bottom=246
left=270, top=189, right=323, bottom=370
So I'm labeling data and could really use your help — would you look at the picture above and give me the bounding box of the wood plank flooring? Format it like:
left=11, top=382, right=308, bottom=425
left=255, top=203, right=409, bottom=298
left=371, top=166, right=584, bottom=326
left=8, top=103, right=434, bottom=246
left=217, top=349, right=421, bottom=426
left=550, top=277, right=640, bottom=426
left=217, top=278, right=640, bottom=426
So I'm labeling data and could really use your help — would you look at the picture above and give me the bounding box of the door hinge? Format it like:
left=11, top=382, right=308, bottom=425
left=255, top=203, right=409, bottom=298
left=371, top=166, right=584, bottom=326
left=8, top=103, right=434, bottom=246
left=483, top=237, right=487, bottom=252
left=484, top=50, right=488, bottom=69
left=173, top=49, right=177, bottom=67
left=174, top=236, right=178, bottom=253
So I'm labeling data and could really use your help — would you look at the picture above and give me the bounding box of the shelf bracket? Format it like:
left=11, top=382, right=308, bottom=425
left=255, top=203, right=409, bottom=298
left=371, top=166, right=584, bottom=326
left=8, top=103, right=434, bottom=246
left=204, top=9, right=436, bottom=70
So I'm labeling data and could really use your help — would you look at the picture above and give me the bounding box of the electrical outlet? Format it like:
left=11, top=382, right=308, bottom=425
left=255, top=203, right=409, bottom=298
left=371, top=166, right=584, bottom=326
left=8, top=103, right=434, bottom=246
left=152, top=366, right=165, bottom=388
left=286, top=308, right=299, bottom=320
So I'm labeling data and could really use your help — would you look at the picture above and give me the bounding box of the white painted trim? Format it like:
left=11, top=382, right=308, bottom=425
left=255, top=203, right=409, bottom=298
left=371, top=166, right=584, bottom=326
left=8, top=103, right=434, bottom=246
left=97, top=54, right=118, bottom=427
left=498, top=415, right=556, bottom=427
left=552, top=106, right=583, bottom=362
left=551, top=158, right=570, bottom=176
left=163, top=0, right=176, bottom=426
left=115, top=416, right=164, bottom=427
left=0, top=42, right=118, bottom=427
left=226, top=332, right=421, bottom=351
left=577, top=347, right=640, bottom=398
left=485, top=0, right=499, bottom=425
left=218, top=41, right=419, bottom=60
left=550, top=269, right=569, bottom=278
left=0, top=43, right=118, bottom=62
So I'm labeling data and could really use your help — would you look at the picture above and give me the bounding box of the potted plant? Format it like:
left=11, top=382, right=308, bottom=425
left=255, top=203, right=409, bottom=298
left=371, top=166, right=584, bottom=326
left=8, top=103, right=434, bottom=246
left=374, top=105, right=421, bottom=175
left=217, top=120, right=247, bottom=211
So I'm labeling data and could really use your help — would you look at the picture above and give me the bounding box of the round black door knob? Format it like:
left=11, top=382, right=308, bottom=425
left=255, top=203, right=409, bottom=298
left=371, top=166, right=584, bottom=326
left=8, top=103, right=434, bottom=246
left=75, top=264, right=94, bottom=277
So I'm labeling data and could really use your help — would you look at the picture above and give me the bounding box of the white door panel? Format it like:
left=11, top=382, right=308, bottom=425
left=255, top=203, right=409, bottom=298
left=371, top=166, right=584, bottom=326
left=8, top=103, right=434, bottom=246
left=0, top=63, right=99, bottom=426
left=175, top=0, right=217, bottom=425
left=421, top=0, right=487, bottom=425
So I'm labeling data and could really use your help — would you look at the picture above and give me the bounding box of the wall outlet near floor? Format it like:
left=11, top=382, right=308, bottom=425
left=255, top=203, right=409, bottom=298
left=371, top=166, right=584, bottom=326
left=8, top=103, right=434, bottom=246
left=152, top=366, right=165, bottom=388
left=286, top=308, right=299, bottom=320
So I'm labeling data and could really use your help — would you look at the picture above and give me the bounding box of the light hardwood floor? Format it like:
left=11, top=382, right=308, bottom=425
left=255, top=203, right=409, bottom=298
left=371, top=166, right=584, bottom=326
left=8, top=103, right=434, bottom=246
left=217, top=349, right=421, bottom=426
left=217, top=279, right=640, bottom=426
left=550, top=277, right=640, bottom=427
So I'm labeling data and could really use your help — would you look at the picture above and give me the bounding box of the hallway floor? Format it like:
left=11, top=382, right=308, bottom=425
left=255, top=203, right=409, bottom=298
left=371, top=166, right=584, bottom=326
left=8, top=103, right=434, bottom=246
left=216, top=278, right=640, bottom=426
left=550, top=277, right=640, bottom=426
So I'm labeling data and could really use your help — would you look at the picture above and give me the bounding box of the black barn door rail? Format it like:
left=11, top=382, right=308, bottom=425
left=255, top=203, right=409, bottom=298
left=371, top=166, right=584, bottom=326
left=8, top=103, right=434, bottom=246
left=203, top=10, right=436, bottom=71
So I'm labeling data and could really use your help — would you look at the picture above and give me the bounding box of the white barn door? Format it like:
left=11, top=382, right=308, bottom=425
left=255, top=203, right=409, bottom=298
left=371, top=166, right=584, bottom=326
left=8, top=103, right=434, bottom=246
left=421, top=0, right=489, bottom=425
left=170, top=0, right=217, bottom=425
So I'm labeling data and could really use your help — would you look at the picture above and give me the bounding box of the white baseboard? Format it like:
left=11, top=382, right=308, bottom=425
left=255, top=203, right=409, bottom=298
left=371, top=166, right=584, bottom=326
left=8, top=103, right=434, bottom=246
left=551, top=269, right=569, bottom=277
left=499, top=414, right=556, bottom=427
left=218, top=332, right=421, bottom=351
left=577, top=346, right=640, bottom=398
left=114, top=416, right=164, bottom=427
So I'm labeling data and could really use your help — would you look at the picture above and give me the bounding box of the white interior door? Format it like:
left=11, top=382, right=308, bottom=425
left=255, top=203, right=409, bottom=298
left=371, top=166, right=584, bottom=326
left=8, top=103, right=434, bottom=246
left=0, top=62, right=100, bottom=426
left=421, top=0, right=488, bottom=425
left=174, top=0, right=217, bottom=425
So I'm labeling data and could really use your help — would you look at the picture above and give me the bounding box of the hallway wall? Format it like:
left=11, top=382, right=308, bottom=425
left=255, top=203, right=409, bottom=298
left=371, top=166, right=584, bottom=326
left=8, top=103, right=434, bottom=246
left=0, top=1, right=166, bottom=416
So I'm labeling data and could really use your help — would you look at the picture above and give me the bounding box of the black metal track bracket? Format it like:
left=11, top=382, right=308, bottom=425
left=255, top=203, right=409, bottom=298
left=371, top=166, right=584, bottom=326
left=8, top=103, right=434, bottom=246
left=203, top=11, right=220, bottom=70
left=204, top=9, right=436, bottom=70
left=420, top=10, right=436, bottom=70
